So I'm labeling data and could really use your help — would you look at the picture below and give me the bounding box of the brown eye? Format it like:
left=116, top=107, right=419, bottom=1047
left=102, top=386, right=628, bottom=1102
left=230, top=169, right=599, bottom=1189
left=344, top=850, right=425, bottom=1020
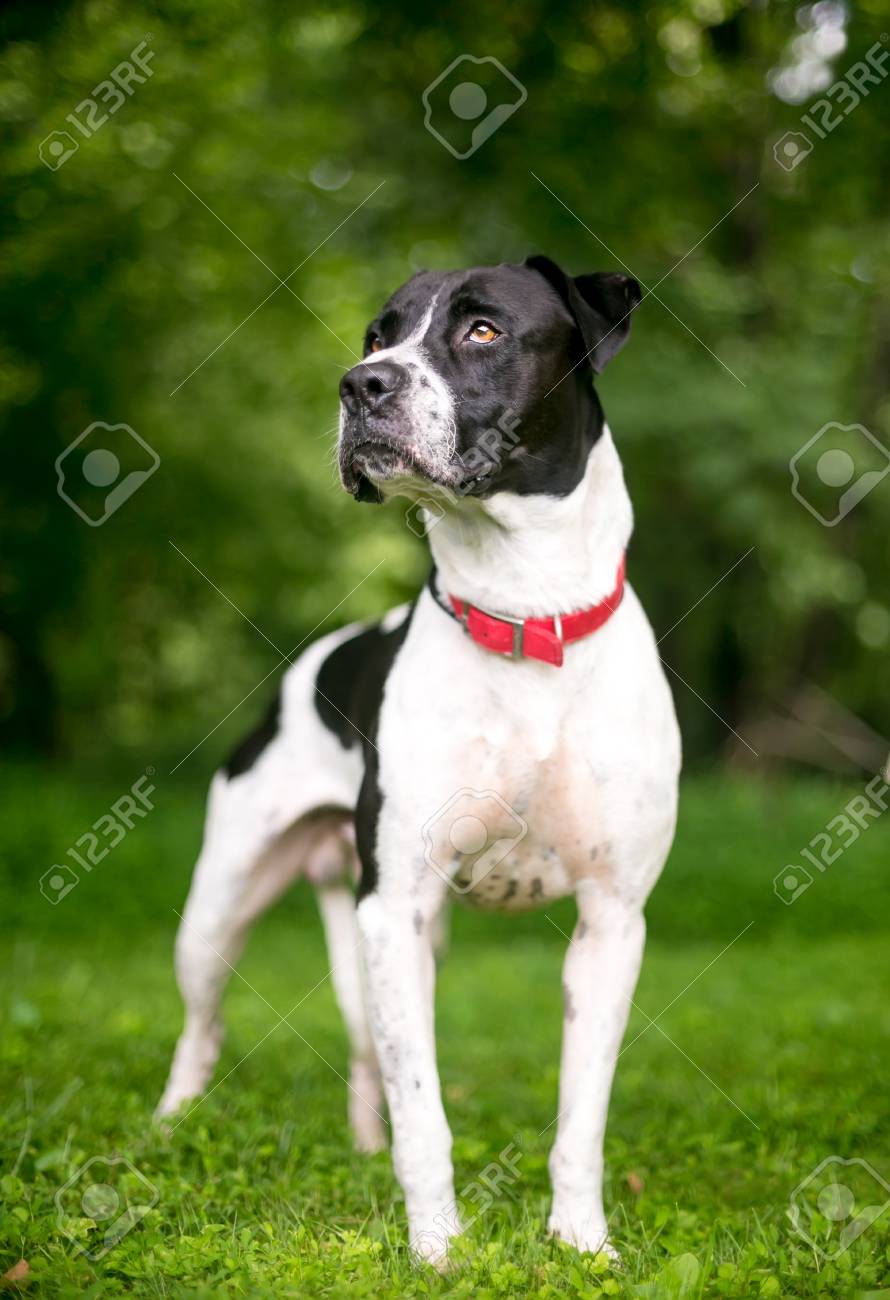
left=467, top=321, right=499, bottom=345
left=368, top=335, right=383, bottom=353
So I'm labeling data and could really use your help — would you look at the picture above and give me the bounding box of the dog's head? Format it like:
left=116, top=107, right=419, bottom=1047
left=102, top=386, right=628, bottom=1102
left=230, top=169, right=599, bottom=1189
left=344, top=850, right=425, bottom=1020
left=337, top=257, right=640, bottom=504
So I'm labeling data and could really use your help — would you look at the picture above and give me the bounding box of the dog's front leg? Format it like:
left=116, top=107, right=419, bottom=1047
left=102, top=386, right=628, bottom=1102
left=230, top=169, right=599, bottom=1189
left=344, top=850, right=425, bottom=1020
left=548, top=882, right=646, bottom=1257
left=357, top=891, right=458, bottom=1266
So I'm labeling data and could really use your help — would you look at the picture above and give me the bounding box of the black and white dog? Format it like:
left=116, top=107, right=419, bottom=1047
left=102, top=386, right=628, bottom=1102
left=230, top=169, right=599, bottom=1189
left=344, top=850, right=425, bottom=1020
left=157, top=258, right=681, bottom=1264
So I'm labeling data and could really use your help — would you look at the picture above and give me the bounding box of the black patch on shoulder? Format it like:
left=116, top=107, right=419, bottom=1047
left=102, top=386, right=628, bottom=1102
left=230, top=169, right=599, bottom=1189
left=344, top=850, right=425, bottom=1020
left=314, top=606, right=416, bottom=900
left=315, top=615, right=409, bottom=749
left=223, top=685, right=281, bottom=778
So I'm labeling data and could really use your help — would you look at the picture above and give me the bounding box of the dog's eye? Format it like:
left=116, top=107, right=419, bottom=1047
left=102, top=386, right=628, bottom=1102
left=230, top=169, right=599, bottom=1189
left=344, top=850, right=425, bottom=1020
left=467, top=321, right=499, bottom=345
left=367, top=335, right=383, bottom=354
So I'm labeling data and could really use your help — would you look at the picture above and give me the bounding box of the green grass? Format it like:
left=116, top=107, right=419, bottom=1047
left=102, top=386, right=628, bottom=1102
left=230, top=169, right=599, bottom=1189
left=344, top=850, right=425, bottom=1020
left=2, top=766, right=890, bottom=1297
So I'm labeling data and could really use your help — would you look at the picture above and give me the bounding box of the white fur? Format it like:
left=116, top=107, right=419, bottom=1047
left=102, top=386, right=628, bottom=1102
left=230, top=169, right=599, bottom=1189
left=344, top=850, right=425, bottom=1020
left=362, top=430, right=680, bottom=1260
left=158, top=426, right=681, bottom=1267
left=339, top=294, right=458, bottom=486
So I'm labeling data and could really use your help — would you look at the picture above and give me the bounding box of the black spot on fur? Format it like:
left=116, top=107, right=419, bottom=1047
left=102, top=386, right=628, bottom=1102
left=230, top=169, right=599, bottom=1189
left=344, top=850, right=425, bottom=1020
left=315, top=614, right=412, bottom=751
left=313, top=607, right=416, bottom=900
left=223, top=685, right=281, bottom=778
left=531, top=878, right=543, bottom=899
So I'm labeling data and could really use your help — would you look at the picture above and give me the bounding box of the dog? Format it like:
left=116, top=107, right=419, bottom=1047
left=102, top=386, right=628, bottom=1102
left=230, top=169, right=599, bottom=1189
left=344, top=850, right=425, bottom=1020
left=157, top=256, right=681, bottom=1265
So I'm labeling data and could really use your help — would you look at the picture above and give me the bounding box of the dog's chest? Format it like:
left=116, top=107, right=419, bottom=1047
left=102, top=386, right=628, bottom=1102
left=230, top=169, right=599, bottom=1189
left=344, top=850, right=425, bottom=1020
left=423, top=694, right=609, bottom=914
left=378, top=585, right=679, bottom=915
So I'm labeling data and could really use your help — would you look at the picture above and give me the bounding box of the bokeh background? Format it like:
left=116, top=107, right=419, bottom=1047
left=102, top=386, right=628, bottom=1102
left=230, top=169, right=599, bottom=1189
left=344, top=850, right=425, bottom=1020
left=2, top=0, right=889, bottom=774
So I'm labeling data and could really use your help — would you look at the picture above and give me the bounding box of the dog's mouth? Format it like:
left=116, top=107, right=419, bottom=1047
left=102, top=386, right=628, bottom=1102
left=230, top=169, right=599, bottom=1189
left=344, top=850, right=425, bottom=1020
left=341, top=437, right=449, bottom=503
left=353, top=440, right=428, bottom=480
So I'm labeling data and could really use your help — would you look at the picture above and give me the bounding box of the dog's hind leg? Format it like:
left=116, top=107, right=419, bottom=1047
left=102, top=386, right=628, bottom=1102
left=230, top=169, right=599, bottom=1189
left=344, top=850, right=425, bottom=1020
left=155, top=769, right=312, bottom=1120
left=316, top=884, right=386, bottom=1153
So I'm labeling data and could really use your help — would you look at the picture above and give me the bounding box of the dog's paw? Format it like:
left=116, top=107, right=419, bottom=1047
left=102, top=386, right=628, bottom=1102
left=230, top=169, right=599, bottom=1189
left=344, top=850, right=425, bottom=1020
left=153, top=1084, right=198, bottom=1124
left=409, top=1207, right=464, bottom=1272
left=547, top=1210, right=619, bottom=1261
left=352, top=1123, right=387, bottom=1155
left=410, top=1228, right=460, bottom=1271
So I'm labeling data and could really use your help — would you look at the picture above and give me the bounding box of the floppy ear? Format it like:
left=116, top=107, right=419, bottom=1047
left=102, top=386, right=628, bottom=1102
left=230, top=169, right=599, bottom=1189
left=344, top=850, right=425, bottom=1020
left=525, top=255, right=641, bottom=374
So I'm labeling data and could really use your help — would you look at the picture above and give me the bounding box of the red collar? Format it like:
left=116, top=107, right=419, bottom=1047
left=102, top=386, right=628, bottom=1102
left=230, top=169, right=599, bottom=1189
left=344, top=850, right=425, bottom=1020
left=430, top=555, right=626, bottom=668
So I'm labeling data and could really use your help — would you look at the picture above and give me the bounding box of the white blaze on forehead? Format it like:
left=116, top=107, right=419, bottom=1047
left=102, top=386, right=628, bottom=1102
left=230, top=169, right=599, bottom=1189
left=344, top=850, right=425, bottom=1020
left=345, top=290, right=456, bottom=480
left=360, top=290, right=440, bottom=365
left=401, top=292, right=440, bottom=350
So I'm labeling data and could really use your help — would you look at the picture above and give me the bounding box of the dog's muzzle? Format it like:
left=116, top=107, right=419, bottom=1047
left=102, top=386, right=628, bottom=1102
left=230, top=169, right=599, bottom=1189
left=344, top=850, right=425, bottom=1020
left=338, top=359, right=447, bottom=502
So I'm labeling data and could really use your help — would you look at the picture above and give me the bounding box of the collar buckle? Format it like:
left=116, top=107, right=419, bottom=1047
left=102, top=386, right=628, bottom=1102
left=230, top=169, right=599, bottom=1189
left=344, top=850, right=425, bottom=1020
left=472, top=601, right=525, bottom=659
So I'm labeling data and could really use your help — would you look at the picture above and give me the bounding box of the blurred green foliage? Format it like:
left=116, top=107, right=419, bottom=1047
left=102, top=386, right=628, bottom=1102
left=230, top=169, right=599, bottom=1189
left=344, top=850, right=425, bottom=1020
left=1, top=0, right=888, bottom=771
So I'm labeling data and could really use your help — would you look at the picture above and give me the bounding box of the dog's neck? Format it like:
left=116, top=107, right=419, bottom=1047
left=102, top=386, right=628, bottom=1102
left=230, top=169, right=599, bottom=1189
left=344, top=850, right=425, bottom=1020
left=427, top=426, right=632, bottom=619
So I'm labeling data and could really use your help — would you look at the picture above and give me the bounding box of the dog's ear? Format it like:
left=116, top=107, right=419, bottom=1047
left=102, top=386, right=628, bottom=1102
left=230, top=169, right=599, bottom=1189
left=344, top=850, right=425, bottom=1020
left=525, top=255, right=641, bottom=373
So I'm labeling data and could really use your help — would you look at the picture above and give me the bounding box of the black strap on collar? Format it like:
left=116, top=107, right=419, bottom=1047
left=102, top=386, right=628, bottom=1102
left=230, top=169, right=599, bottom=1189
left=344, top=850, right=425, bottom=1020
left=426, top=567, right=460, bottom=625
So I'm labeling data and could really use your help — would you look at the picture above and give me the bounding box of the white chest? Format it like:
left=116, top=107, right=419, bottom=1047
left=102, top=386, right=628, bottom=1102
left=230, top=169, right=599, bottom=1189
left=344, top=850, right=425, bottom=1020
left=379, top=590, right=679, bottom=916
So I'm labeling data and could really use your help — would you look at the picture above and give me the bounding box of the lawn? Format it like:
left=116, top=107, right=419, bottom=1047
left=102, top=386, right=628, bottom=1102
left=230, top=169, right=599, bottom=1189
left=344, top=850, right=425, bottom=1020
left=2, top=766, right=889, bottom=1297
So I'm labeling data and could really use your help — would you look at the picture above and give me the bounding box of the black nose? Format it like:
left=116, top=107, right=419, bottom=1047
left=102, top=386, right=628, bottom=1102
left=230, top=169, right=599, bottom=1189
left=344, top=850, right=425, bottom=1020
left=339, top=360, right=407, bottom=415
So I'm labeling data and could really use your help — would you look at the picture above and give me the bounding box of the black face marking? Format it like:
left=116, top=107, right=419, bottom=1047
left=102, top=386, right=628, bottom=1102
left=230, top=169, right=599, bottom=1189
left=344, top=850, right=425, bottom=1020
left=313, top=606, right=416, bottom=900
left=223, top=684, right=281, bottom=778
left=338, top=258, right=640, bottom=503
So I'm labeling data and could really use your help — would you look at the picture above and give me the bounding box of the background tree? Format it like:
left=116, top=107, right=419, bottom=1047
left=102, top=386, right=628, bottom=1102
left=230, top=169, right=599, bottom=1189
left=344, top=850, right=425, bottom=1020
left=2, top=0, right=887, bottom=772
